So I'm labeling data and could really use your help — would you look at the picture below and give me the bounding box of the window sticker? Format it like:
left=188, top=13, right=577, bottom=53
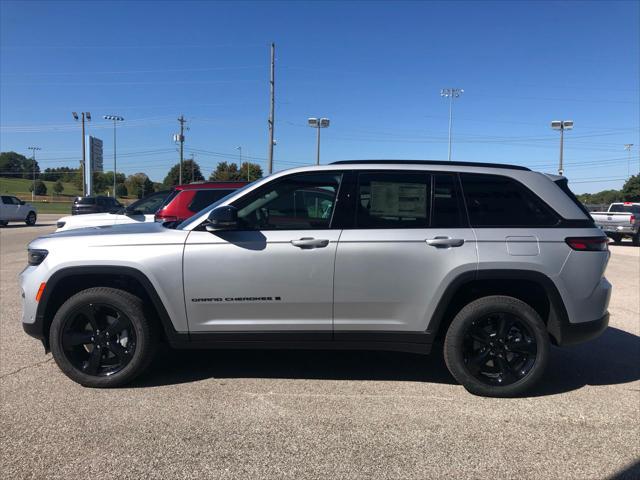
left=369, top=182, right=427, bottom=218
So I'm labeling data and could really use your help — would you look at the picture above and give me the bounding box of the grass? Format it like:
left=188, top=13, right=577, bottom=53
left=0, top=176, right=81, bottom=197
left=32, top=202, right=73, bottom=214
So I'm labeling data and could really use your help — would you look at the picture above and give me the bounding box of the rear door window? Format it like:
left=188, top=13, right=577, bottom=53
left=356, top=172, right=430, bottom=228
left=461, top=173, right=558, bottom=227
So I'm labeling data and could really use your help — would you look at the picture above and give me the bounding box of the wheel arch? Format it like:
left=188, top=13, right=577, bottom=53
left=35, top=266, right=180, bottom=351
left=427, top=269, right=569, bottom=345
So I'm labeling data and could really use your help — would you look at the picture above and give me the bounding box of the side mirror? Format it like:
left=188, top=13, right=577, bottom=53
left=124, top=208, right=143, bottom=216
left=205, top=205, right=238, bottom=231
left=20, top=200, right=26, bottom=205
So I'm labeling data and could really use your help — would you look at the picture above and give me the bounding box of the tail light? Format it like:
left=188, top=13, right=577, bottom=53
left=565, top=237, right=609, bottom=251
left=630, top=214, right=635, bottom=224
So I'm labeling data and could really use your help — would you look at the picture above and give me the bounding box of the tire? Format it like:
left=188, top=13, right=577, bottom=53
left=49, top=287, right=157, bottom=387
left=0, top=220, right=7, bottom=226
left=25, top=211, right=36, bottom=226
left=632, top=234, right=640, bottom=247
left=444, top=295, right=549, bottom=397
left=608, top=233, right=622, bottom=244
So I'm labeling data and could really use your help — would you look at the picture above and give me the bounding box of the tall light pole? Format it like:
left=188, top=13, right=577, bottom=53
left=551, top=120, right=574, bottom=176
left=72, top=112, right=91, bottom=196
left=27, top=146, right=41, bottom=201
left=440, top=88, right=463, bottom=161
left=103, top=115, right=124, bottom=197
left=624, top=144, right=634, bottom=177
left=237, top=146, right=248, bottom=181
left=308, top=118, right=330, bottom=165
left=267, top=42, right=275, bottom=175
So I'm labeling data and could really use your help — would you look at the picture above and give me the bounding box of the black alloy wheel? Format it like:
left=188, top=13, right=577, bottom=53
left=61, top=303, right=136, bottom=377
left=462, top=312, right=537, bottom=387
left=25, top=211, right=37, bottom=225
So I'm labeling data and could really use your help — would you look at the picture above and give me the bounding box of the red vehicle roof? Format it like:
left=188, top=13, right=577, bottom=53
left=174, top=181, right=249, bottom=191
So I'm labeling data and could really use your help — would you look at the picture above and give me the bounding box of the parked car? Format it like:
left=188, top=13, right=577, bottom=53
left=72, top=196, right=123, bottom=215
left=591, top=202, right=640, bottom=245
left=154, top=181, right=248, bottom=223
left=0, top=195, right=37, bottom=226
left=21, top=161, right=610, bottom=397
left=56, top=191, right=171, bottom=232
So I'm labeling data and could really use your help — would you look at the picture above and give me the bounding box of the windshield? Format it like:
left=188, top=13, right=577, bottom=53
left=609, top=204, right=640, bottom=214
left=176, top=181, right=256, bottom=230
left=125, top=190, right=171, bottom=214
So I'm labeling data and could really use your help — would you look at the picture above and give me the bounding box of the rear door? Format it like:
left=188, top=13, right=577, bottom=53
left=333, top=171, right=478, bottom=337
left=183, top=172, right=343, bottom=334
left=1, top=196, right=21, bottom=220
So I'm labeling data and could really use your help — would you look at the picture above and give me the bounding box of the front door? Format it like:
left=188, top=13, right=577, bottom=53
left=183, top=172, right=344, bottom=334
left=333, top=171, right=478, bottom=336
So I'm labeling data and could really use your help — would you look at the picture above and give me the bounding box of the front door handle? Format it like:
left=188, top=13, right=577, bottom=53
left=426, top=236, right=465, bottom=248
left=291, top=237, right=330, bottom=249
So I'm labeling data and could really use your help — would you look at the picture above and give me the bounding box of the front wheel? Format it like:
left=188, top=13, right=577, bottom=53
left=50, top=287, right=157, bottom=387
left=25, top=211, right=36, bottom=226
left=444, top=295, right=549, bottom=397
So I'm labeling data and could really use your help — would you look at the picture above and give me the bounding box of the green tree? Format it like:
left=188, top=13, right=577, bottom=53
left=53, top=180, right=64, bottom=195
left=0, top=151, right=28, bottom=178
left=126, top=173, right=154, bottom=199
left=115, top=183, right=128, bottom=197
left=621, top=174, right=640, bottom=202
left=29, top=180, right=47, bottom=196
left=163, top=160, right=204, bottom=187
left=209, top=161, right=262, bottom=181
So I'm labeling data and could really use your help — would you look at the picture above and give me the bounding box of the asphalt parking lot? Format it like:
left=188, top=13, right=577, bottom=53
left=1, top=214, right=639, bottom=479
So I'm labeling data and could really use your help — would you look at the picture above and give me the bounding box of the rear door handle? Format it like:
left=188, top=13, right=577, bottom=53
left=426, top=236, right=465, bottom=248
left=291, top=237, right=330, bottom=249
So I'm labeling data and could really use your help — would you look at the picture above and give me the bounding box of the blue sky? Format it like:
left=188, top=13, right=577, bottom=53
left=1, top=0, right=638, bottom=192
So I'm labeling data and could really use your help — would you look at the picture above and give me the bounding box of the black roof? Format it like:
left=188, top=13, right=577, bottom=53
left=330, top=160, right=530, bottom=171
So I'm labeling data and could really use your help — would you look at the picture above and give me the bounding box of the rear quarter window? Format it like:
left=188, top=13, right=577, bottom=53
left=188, top=189, right=234, bottom=213
left=461, top=173, right=559, bottom=227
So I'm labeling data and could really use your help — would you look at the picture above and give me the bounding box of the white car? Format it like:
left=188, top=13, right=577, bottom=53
left=55, top=190, right=169, bottom=232
left=0, top=195, right=37, bottom=226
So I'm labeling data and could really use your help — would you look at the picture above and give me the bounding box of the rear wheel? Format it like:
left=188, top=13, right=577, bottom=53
left=50, top=287, right=157, bottom=387
left=632, top=234, right=640, bottom=246
left=0, top=220, right=7, bottom=226
left=25, top=211, right=36, bottom=226
left=444, top=295, right=549, bottom=397
left=608, top=233, right=622, bottom=244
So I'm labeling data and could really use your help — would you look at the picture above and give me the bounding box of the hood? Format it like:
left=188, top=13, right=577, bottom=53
left=48, top=220, right=167, bottom=238
left=29, top=221, right=188, bottom=252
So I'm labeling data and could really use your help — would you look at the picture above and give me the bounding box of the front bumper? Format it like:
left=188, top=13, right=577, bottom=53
left=553, top=312, right=609, bottom=346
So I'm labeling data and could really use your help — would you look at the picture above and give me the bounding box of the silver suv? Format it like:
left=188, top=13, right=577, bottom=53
left=21, top=161, right=611, bottom=396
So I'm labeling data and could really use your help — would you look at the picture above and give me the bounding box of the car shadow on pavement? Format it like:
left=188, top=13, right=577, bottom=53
left=132, top=327, right=640, bottom=396
left=0, top=223, right=55, bottom=228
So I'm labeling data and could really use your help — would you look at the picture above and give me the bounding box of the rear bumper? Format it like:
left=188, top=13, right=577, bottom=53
left=554, top=312, right=609, bottom=346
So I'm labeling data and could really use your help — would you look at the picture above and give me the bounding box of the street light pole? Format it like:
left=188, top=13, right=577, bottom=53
left=72, top=112, right=91, bottom=196
left=27, top=146, right=41, bottom=201
left=440, top=88, right=464, bottom=161
left=624, top=144, right=634, bottom=177
left=237, top=146, right=248, bottom=181
left=308, top=118, right=330, bottom=165
left=103, top=115, right=124, bottom=197
left=551, top=120, right=574, bottom=176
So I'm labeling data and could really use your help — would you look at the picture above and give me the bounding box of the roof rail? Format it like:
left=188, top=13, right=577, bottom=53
left=329, top=160, right=531, bottom=171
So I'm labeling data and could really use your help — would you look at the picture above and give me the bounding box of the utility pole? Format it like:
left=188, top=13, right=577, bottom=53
left=190, top=153, right=195, bottom=182
left=72, top=112, right=91, bottom=196
left=624, top=144, right=634, bottom=177
left=267, top=42, right=275, bottom=174
left=175, top=115, right=187, bottom=185
left=103, top=115, right=124, bottom=197
left=27, top=146, right=41, bottom=201
left=440, top=88, right=464, bottom=161
left=551, top=120, right=574, bottom=176
left=237, top=146, right=248, bottom=181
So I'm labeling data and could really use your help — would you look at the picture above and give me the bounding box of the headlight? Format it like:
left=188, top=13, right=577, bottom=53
left=56, top=221, right=66, bottom=229
left=27, top=249, right=48, bottom=266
